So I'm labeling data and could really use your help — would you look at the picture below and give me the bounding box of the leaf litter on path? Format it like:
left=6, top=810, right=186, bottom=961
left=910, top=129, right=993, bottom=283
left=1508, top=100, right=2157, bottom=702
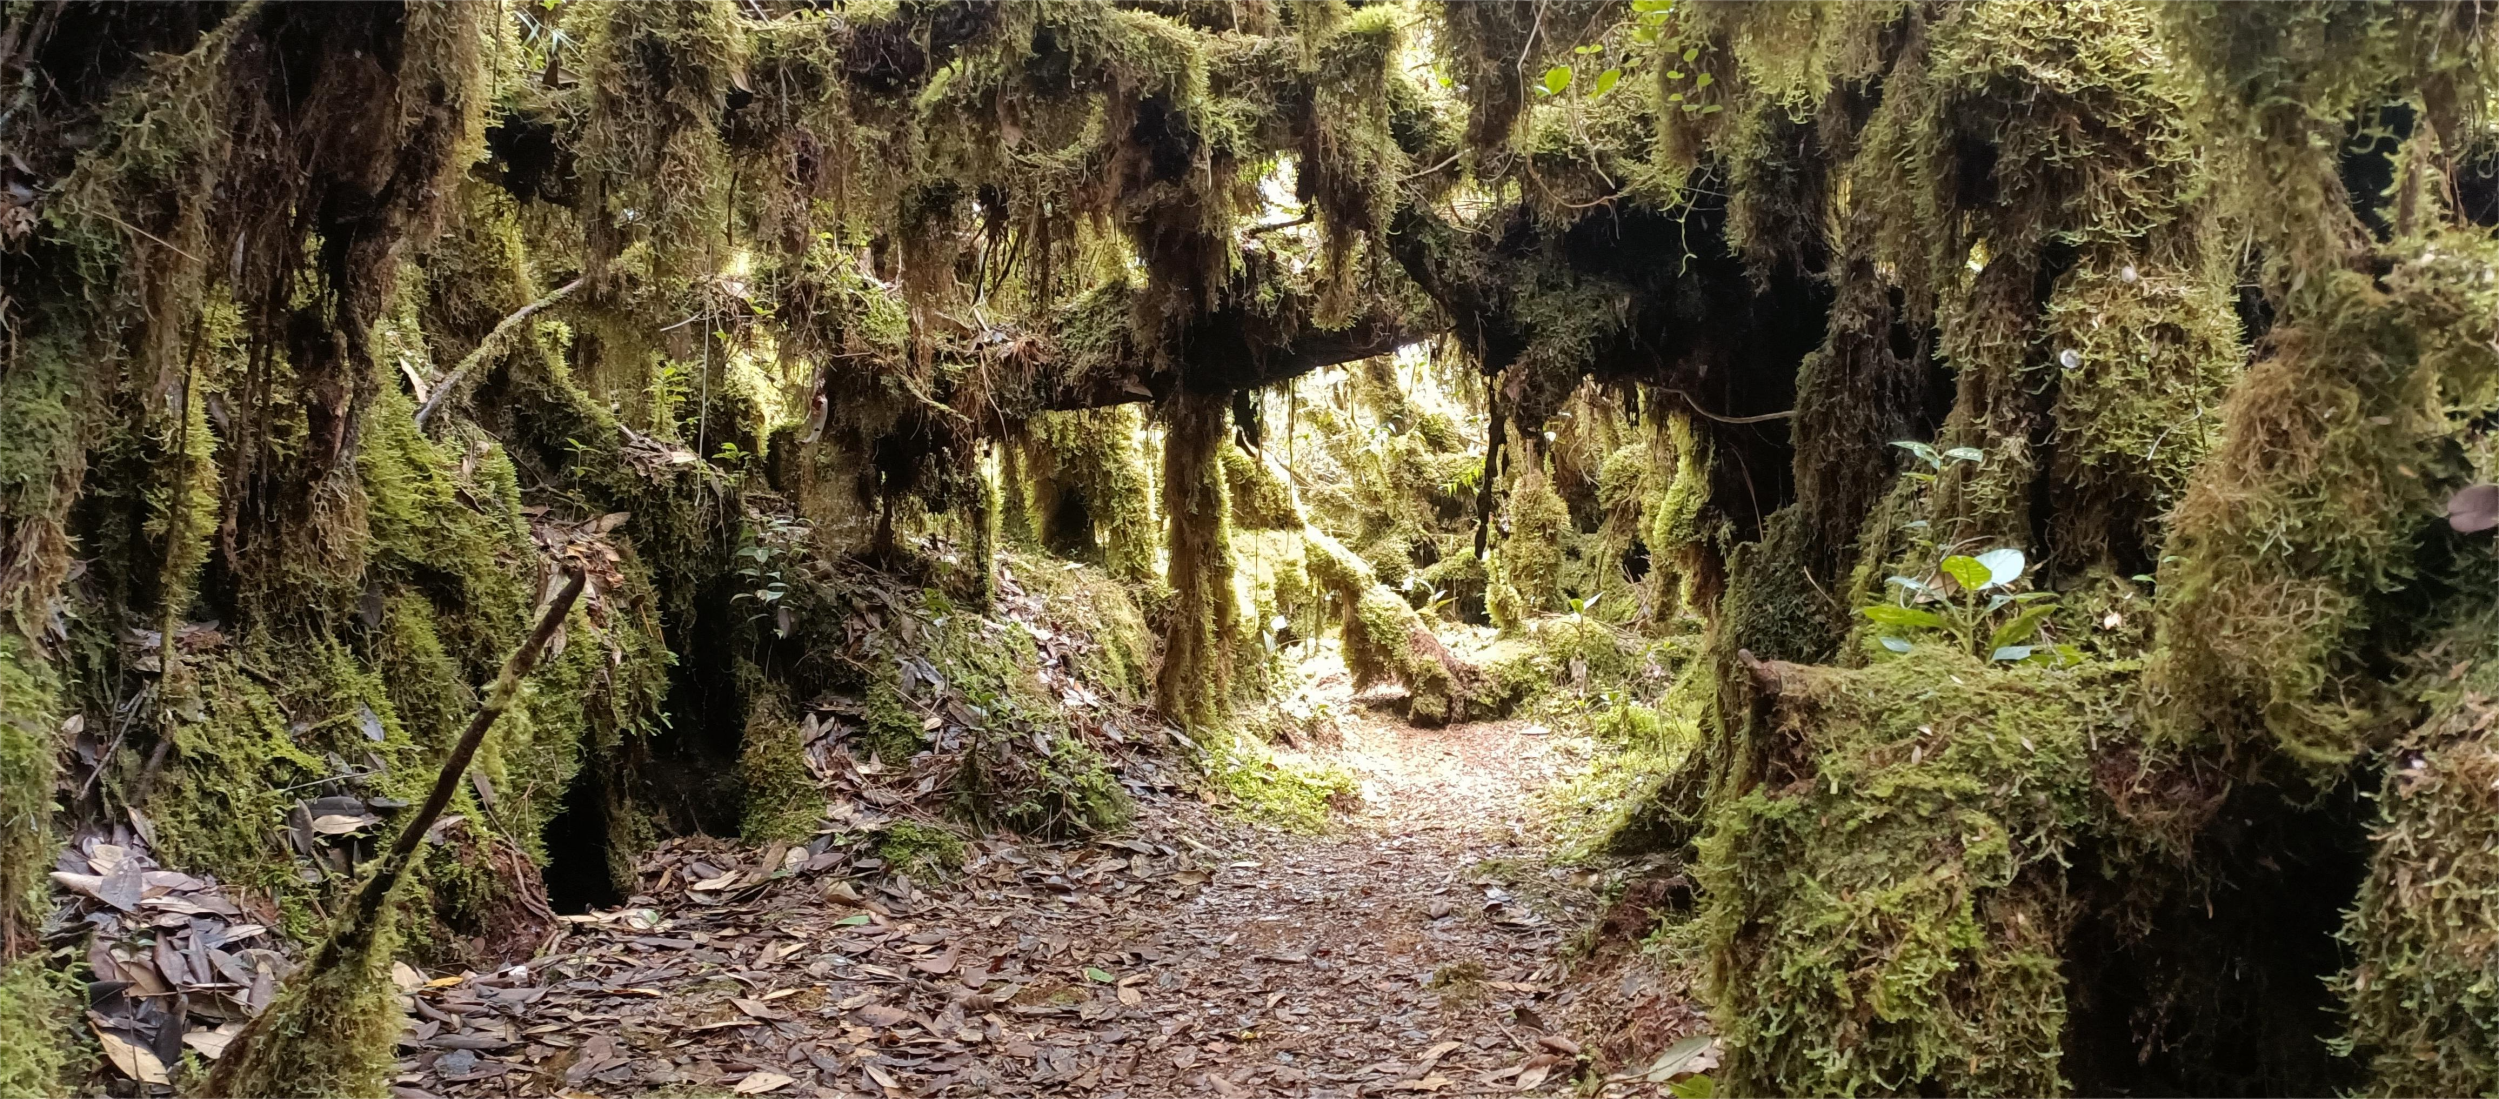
left=388, top=706, right=1706, bottom=1098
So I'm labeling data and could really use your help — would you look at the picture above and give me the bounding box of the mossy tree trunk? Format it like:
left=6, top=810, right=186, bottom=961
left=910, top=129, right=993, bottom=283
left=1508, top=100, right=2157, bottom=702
left=1154, top=391, right=1234, bottom=728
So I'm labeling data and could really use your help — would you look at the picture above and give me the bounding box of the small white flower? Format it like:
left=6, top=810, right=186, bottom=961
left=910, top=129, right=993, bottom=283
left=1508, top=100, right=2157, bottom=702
left=2058, top=349, right=2081, bottom=370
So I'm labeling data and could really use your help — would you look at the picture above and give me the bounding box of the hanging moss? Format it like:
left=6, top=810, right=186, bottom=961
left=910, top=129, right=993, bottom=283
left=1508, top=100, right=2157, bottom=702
left=1642, top=412, right=1715, bottom=616
left=1222, top=444, right=1299, bottom=531
left=1021, top=406, right=1157, bottom=581
left=577, top=0, right=746, bottom=283
left=1490, top=459, right=1573, bottom=629
left=1699, top=649, right=2139, bottom=1097
left=2042, top=254, right=2242, bottom=569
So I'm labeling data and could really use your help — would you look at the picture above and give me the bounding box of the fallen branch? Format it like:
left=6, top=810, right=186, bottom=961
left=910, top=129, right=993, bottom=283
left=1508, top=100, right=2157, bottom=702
left=413, top=276, right=585, bottom=430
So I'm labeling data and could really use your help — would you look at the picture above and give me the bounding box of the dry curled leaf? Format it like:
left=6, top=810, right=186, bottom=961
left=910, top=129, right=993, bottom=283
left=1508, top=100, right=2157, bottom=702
left=2448, top=483, right=2499, bottom=533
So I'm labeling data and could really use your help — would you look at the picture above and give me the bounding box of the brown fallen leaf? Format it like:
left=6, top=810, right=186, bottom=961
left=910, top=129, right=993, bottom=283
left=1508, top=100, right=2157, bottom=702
left=1418, top=1040, right=1463, bottom=1069
left=96, top=1028, right=169, bottom=1085
left=855, top=1004, right=912, bottom=1028
left=731, top=997, right=789, bottom=1021
left=1390, top=1073, right=1454, bottom=1092
left=1534, top=1034, right=1580, bottom=1056
left=911, top=947, right=959, bottom=975
left=730, top=1070, right=794, bottom=1094
left=1514, top=1062, right=1552, bottom=1092
left=182, top=1022, right=245, bottom=1060
left=863, top=1062, right=901, bottom=1090
left=2449, top=483, right=2499, bottom=533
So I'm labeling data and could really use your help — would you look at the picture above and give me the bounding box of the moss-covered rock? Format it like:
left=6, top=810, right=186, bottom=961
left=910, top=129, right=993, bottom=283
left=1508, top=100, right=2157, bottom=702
left=739, top=696, right=822, bottom=843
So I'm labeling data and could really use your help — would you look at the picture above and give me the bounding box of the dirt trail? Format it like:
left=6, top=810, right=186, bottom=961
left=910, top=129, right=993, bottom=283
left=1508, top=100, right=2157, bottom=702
left=391, top=700, right=1686, bottom=1099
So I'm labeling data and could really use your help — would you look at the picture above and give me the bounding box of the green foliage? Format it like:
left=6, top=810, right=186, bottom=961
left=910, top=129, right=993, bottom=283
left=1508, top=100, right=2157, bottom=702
left=1862, top=546, right=2074, bottom=665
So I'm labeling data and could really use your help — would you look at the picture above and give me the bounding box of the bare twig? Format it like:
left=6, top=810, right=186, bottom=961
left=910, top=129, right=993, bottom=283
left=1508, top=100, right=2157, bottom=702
left=1245, top=213, right=1313, bottom=236
left=413, top=277, right=585, bottom=430
left=1659, top=386, right=1795, bottom=425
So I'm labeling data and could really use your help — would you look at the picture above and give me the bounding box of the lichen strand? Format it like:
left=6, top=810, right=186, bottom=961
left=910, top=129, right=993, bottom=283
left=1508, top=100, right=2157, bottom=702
left=1698, top=649, right=2135, bottom=1097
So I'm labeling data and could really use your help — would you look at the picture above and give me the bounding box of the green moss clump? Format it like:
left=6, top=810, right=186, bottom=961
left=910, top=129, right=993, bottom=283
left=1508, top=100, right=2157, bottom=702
left=1698, top=649, right=2137, bottom=1097
left=1203, top=729, right=1359, bottom=832
left=1304, top=529, right=1501, bottom=727
left=0, top=633, right=60, bottom=942
left=1008, top=551, right=1155, bottom=703
left=2335, top=623, right=2499, bottom=1097
left=861, top=677, right=926, bottom=766
left=2041, top=255, right=2241, bottom=567
left=876, top=820, right=967, bottom=878
left=1021, top=406, right=1158, bottom=582
left=2151, top=230, right=2499, bottom=770
left=739, top=698, right=823, bottom=843
left=0, top=956, right=74, bottom=1097
left=965, top=731, right=1132, bottom=839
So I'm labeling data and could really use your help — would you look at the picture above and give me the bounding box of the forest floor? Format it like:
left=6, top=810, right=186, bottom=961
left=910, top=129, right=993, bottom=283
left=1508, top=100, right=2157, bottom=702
left=388, top=666, right=1710, bottom=1099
